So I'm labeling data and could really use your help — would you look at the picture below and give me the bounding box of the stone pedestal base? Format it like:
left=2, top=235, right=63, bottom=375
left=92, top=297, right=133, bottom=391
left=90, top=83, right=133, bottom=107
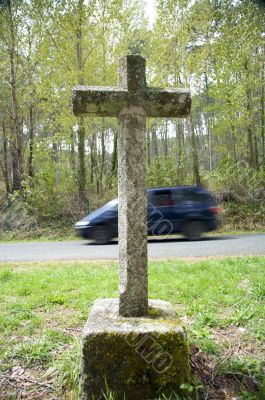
left=82, top=299, right=190, bottom=400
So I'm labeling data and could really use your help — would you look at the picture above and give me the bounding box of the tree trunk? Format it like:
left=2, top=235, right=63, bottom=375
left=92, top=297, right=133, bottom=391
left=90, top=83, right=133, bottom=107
left=52, top=142, right=60, bottom=189
left=245, top=62, right=257, bottom=169
left=146, top=122, right=151, bottom=164
left=76, top=0, right=87, bottom=211
left=175, top=121, right=183, bottom=183
left=28, top=105, right=34, bottom=178
left=163, top=120, right=168, bottom=158
left=77, top=119, right=86, bottom=205
left=70, top=129, right=76, bottom=172
left=151, top=126, right=158, bottom=160
left=261, top=45, right=265, bottom=168
left=7, top=0, right=23, bottom=191
left=230, top=123, right=238, bottom=164
left=207, top=117, right=213, bottom=171
left=226, top=94, right=238, bottom=165
left=204, top=74, right=213, bottom=171
left=11, top=144, right=20, bottom=192
left=111, top=128, right=118, bottom=177
left=1, top=121, right=11, bottom=195
left=253, top=128, right=259, bottom=169
left=189, top=115, right=201, bottom=186
left=100, top=120, right=105, bottom=187
left=89, top=133, right=95, bottom=184
left=246, top=112, right=255, bottom=168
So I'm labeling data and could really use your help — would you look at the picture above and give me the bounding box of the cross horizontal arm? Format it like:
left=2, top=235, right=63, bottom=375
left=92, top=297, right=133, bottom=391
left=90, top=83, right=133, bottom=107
left=142, top=88, right=191, bottom=118
left=73, top=86, right=128, bottom=117
left=73, top=86, right=191, bottom=118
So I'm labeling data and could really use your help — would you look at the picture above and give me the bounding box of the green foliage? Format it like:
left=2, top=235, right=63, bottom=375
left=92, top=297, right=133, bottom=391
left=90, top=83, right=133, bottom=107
left=221, top=201, right=265, bottom=232
left=0, top=0, right=264, bottom=231
left=147, top=156, right=181, bottom=188
left=204, top=157, right=265, bottom=200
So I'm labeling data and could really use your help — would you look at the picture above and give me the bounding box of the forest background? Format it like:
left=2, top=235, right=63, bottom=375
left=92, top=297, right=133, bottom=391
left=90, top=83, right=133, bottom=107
left=0, top=0, right=264, bottom=239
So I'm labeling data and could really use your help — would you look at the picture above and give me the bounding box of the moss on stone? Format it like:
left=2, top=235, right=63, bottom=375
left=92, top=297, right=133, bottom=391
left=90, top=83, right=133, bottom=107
left=82, top=299, right=190, bottom=400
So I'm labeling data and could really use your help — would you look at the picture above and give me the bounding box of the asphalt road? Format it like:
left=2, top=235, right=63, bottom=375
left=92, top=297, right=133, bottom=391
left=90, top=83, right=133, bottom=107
left=0, top=234, right=264, bottom=263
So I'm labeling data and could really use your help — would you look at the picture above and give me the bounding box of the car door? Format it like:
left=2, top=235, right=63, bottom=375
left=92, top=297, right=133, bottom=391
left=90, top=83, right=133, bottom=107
left=147, top=189, right=177, bottom=236
left=101, top=202, right=118, bottom=237
left=180, top=189, right=205, bottom=221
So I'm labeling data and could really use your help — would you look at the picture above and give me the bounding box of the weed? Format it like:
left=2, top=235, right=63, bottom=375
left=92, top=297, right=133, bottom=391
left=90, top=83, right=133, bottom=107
left=190, top=326, right=221, bottom=354
left=0, top=269, right=13, bottom=282
left=55, top=338, right=82, bottom=399
left=4, top=338, right=54, bottom=365
left=219, top=356, right=264, bottom=382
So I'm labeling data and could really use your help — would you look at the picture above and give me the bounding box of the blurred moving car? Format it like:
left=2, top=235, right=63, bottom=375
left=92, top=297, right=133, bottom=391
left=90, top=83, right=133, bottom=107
left=75, top=186, right=220, bottom=244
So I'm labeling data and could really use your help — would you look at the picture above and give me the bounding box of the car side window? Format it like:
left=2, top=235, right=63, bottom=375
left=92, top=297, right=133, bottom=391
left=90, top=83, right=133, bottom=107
left=151, top=190, right=174, bottom=207
left=171, top=190, right=183, bottom=204
left=182, top=190, right=208, bottom=203
left=147, top=191, right=152, bottom=205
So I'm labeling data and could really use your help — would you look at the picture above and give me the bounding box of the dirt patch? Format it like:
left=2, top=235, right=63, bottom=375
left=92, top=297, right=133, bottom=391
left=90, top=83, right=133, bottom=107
left=190, top=325, right=264, bottom=399
left=212, top=325, right=265, bottom=362
left=1, top=345, right=261, bottom=400
left=37, top=305, right=83, bottom=336
left=0, top=366, right=59, bottom=400
left=190, top=344, right=258, bottom=400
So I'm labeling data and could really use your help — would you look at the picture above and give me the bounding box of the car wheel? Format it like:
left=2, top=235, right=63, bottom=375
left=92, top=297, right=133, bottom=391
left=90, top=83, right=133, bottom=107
left=181, top=220, right=206, bottom=240
left=92, top=225, right=112, bottom=244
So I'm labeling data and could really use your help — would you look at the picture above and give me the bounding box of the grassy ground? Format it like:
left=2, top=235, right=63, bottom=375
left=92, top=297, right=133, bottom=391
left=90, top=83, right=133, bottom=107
left=0, top=223, right=77, bottom=242
left=0, top=257, right=264, bottom=399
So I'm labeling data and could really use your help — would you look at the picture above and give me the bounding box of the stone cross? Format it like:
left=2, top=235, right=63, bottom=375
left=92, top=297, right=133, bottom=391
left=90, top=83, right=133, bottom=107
left=73, top=55, right=191, bottom=317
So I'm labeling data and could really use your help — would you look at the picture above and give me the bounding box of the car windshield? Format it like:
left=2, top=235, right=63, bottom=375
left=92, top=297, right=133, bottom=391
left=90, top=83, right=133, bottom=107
left=82, top=199, right=118, bottom=221
left=106, top=199, right=118, bottom=208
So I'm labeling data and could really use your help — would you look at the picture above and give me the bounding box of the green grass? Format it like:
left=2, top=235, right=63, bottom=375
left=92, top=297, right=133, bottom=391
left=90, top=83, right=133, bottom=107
left=0, top=257, right=264, bottom=399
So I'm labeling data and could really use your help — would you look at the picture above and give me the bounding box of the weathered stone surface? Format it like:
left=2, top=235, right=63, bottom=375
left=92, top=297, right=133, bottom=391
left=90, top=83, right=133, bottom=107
left=73, top=55, right=191, bottom=118
left=73, top=55, right=192, bottom=400
left=118, top=106, right=147, bottom=317
left=72, top=86, right=127, bottom=117
left=119, top=54, right=147, bottom=90
left=82, top=299, right=190, bottom=400
left=72, top=55, right=192, bottom=319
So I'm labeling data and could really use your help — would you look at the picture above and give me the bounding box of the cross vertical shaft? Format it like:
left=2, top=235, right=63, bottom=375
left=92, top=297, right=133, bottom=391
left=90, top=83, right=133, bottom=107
left=118, top=105, right=148, bottom=317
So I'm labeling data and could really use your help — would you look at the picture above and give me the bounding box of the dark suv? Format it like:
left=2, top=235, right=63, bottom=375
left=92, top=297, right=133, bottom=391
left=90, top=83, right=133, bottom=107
left=75, top=186, right=220, bottom=243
